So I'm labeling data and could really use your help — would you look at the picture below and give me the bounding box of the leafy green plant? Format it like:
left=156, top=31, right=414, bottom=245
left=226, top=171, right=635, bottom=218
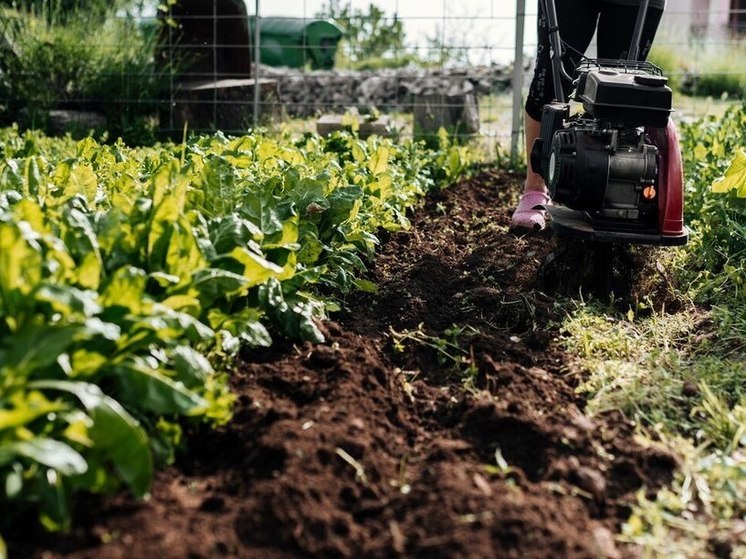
left=0, top=0, right=140, bottom=23
left=647, top=44, right=686, bottom=92
left=648, top=39, right=746, bottom=99
left=0, top=125, right=468, bottom=539
left=681, top=41, right=746, bottom=99
left=676, top=102, right=746, bottom=315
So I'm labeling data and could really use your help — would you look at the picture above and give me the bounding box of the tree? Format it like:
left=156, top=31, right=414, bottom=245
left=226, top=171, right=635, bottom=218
left=316, top=1, right=407, bottom=63
left=0, top=0, right=142, bottom=22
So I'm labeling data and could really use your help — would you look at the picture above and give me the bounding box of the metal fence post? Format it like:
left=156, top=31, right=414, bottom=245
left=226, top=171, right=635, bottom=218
left=213, top=0, right=218, bottom=131
left=511, top=0, right=526, bottom=165
left=253, top=0, right=261, bottom=128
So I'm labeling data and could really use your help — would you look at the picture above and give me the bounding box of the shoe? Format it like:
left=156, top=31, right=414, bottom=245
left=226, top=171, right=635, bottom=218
left=510, top=190, right=551, bottom=231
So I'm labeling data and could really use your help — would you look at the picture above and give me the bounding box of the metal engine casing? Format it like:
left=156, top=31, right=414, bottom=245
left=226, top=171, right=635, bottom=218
left=547, top=122, right=659, bottom=222
left=530, top=67, right=672, bottom=226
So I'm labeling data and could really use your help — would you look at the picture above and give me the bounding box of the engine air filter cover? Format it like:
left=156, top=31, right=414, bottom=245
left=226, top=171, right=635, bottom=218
left=578, top=68, right=672, bottom=127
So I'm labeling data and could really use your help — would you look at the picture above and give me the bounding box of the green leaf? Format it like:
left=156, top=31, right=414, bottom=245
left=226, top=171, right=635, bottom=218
left=100, top=266, right=147, bottom=315
left=0, top=439, right=87, bottom=476
left=0, top=391, right=66, bottom=431
left=164, top=216, right=207, bottom=277
left=1, top=324, right=82, bottom=378
left=53, top=160, right=98, bottom=206
left=262, top=215, right=300, bottom=250
left=148, top=195, right=180, bottom=269
left=207, top=307, right=272, bottom=350
left=297, top=222, right=324, bottom=265
left=711, top=149, right=746, bottom=197
left=39, top=468, right=72, bottom=532
left=4, top=465, right=24, bottom=498
left=0, top=221, right=43, bottom=316
left=258, top=279, right=325, bottom=343
left=241, top=185, right=283, bottom=236
left=36, top=284, right=101, bottom=317
left=150, top=305, right=215, bottom=344
left=171, top=345, right=214, bottom=389
left=209, top=214, right=263, bottom=254
left=30, top=380, right=153, bottom=497
left=111, top=358, right=208, bottom=417
left=320, top=186, right=363, bottom=233
left=353, top=278, right=378, bottom=293
left=214, top=247, right=285, bottom=288
left=191, top=268, right=248, bottom=304
left=368, top=145, right=390, bottom=175
left=290, top=177, right=329, bottom=215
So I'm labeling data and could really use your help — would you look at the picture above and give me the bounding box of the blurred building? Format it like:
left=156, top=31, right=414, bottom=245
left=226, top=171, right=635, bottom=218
left=660, top=0, right=744, bottom=39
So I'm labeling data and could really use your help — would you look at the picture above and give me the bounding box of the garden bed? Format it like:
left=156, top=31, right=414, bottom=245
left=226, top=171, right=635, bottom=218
left=9, top=168, right=677, bottom=559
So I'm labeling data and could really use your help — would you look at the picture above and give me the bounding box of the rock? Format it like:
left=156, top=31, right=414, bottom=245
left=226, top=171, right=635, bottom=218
left=316, top=113, right=393, bottom=138
left=45, top=110, right=107, bottom=135
left=573, top=466, right=607, bottom=500
left=413, top=91, right=480, bottom=140
left=256, top=64, right=513, bottom=118
left=591, top=526, right=622, bottom=559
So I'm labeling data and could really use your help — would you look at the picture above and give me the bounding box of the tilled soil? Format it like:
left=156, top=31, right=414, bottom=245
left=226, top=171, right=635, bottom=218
left=10, top=168, right=676, bottom=559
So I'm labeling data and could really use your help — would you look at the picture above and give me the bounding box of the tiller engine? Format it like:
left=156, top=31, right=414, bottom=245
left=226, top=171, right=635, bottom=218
left=530, top=0, right=688, bottom=245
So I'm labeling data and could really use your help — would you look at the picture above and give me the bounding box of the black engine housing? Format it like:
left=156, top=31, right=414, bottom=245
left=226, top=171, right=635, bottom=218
left=530, top=65, right=672, bottom=228
left=548, top=123, right=658, bottom=221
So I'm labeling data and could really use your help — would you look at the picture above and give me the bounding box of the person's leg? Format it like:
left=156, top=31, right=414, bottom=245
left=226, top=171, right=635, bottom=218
left=514, top=0, right=600, bottom=230
left=597, top=3, right=664, bottom=61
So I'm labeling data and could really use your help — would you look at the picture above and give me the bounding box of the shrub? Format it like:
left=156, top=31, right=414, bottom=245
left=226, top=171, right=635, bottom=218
left=0, top=6, right=171, bottom=143
left=647, top=44, right=686, bottom=92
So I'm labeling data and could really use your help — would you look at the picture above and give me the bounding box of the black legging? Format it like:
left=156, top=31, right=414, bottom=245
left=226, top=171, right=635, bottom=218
left=525, top=0, right=664, bottom=121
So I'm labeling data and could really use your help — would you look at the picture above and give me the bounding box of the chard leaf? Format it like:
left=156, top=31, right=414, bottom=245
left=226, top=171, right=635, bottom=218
left=171, top=345, right=214, bottom=388
left=0, top=439, right=87, bottom=476
left=29, top=380, right=153, bottom=497
left=100, top=266, right=147, bottom=315
left=0, top=391, right=66, bottom=431
left=213, top=246, right=284, bottom=287
left=258, top=279, right=324, bottom=343
left=209, top=214, right=263, bottom=254
left=111, top=359, right=208, bottom=416
left=2, top=324, right=82, bottom=378
left=241, top=185, right=283, bottom=235
left=0, top=221, right=43, bottom=315
left=191, top=268, right=248, bottom=304
left=711, top=149, right=746, bottom=197
left=36, top=284, right=101, bottom=317
left=320, top=186, right=363, bottom=233
left=290, top=177, right=328, bottom=215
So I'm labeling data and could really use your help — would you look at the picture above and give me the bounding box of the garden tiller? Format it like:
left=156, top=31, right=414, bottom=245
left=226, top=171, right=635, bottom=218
left=530, top=0, right=688, bottom=245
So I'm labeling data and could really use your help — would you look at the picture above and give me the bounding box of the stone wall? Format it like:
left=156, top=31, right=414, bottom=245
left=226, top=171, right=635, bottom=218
left=257, top=65, right=513, bottom=117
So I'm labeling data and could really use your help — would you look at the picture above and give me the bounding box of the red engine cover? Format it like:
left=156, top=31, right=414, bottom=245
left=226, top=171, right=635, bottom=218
left=649, top=119, right=686, bottom=237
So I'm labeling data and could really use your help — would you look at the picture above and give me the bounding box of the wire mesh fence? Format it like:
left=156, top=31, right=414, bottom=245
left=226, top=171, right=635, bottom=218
left=0, top=0, right=744, bottom=153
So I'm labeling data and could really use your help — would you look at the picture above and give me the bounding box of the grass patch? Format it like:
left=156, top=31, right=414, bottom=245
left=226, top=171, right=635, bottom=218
left=559, top=101, right=746, bottom=556
left=562, top=300, right=746, bottom=557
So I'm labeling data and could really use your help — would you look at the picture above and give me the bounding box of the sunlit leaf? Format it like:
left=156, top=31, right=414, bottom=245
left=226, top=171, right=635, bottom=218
left=711, top=149, right=746, bottom=197
left=368, top=146, right=390, bottom=175
left=0, top=439, right=87, bottom=476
